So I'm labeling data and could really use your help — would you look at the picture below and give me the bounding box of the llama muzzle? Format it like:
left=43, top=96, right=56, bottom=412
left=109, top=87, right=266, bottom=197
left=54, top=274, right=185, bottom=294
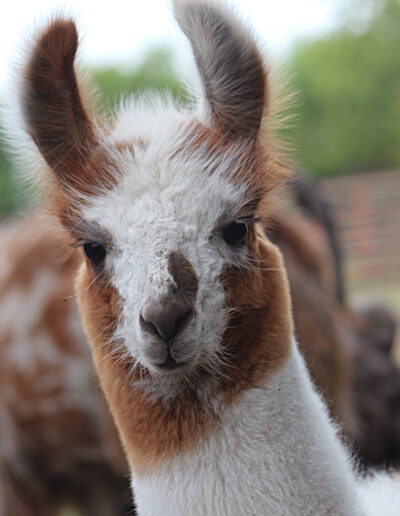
left=139, top=250, right=199, bottom=372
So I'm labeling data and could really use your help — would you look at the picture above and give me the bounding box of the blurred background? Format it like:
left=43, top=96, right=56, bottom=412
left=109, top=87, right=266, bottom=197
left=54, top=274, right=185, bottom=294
left=0, top=1, right=399, bottom=515
left=0, top=0, right=399, bottom=311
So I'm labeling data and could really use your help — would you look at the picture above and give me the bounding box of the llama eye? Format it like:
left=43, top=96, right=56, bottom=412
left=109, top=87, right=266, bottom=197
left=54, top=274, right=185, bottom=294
left=222, top=221, right=248, bottom=246
left=83, top=242, right=106, bottom=266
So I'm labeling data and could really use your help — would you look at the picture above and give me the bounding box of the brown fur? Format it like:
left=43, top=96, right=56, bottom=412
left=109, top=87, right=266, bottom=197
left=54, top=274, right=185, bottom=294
left=180, top=122, right=289, bottom=213
left=176, top=2, right=267, bottom=140
left=54, top=147, right=120, bottom=231
left=168, top=250, right=199, bottom=302
left=23, top=20, right=96, bottom=183
left=23, top=18, right=120, bottom=226
left=219, top=227, right=293, bottom=394
left=272, top=212, right=359, bottom=435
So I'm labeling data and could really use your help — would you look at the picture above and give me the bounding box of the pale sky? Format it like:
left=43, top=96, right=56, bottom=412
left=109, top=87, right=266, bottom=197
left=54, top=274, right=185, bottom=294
left=1, top=0, right=340, bottom=93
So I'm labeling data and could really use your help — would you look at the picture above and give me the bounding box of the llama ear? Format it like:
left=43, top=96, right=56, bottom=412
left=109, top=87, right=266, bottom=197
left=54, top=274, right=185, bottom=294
left=174, top=0, right=267, bottom=141
left=21, top=18, right=97, bottom=185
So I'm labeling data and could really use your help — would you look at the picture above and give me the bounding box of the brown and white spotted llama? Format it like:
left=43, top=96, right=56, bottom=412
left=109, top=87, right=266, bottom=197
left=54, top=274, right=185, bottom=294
left=6, top=0, right=400, bottom=514
left=0, top=217, right=131, bottom=515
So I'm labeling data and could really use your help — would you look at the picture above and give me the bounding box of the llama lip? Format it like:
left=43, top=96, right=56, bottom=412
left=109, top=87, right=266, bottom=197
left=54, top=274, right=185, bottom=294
left=153, top=355, right=187, bottom=372
left=151, top=343, right=189, bottom=372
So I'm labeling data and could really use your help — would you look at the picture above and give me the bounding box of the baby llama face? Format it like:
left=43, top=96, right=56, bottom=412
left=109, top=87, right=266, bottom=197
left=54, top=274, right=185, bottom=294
left=19, top=2, right=292, bottom=409
left=80, top=121, right=255, bottom=379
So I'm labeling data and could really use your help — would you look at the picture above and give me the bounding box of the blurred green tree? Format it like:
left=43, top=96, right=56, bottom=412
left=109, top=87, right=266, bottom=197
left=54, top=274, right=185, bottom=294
left=91, top=47, right=186, bottom=110
left=0, top=129, right=17, bottom=214
left=289, top=0, right=400, bottom=176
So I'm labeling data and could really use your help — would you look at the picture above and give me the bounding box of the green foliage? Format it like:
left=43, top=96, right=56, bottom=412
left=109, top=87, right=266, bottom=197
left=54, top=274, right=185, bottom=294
left=289, top=0, right=400, bottom=176
left=0, top=123, right=22, bottom=217
left=91, top=47, right=186, bottom=110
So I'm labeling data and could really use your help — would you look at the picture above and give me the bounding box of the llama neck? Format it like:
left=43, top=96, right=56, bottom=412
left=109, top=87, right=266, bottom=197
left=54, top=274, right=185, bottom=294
left=131, top=342, right=364, bottom=516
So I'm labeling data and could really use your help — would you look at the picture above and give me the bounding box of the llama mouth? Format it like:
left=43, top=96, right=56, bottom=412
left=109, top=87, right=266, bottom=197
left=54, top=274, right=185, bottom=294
left=149, top=344, right=190, bottom=374
left=153, top=355, right=188, bottom=372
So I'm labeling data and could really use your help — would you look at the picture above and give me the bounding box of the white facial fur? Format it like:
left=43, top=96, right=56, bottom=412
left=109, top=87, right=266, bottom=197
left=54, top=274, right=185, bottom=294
left=83, top=97, right=252, bottom=384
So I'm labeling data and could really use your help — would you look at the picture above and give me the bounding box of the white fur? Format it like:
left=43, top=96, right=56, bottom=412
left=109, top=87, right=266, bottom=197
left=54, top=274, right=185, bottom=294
left=359, top=473, right=400, bottom=515
left=130, top=344, right=400, bottom=516
left=84, top=100, right=254, bottom=383
left=131, top=344, right=361, bottom=516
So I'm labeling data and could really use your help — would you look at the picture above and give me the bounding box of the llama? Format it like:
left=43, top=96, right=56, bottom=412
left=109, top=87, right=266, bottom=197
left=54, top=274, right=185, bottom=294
left=12, top=0, right=400, bottom=514
left=0, top=217, right=131, bottom=515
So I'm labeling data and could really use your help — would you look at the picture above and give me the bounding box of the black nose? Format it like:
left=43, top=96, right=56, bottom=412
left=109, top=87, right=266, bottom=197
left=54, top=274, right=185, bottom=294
left=140, top=295, right=194, bottom=342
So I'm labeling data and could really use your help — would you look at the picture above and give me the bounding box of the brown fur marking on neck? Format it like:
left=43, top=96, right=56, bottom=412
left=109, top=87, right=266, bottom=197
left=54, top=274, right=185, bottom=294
left=219, top=228, right=293, bottom=396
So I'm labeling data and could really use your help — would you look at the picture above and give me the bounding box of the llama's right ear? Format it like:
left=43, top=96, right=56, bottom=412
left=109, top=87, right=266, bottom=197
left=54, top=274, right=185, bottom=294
left=174, top=0, right=267, bottom=141
left=21, top=18, right=97, bottom=187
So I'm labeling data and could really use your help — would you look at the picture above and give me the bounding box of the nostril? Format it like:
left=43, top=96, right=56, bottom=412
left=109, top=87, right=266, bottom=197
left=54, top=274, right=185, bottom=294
left=174, top=308, right=193, bottom=335
left=140, top=314, right=162, bottom=339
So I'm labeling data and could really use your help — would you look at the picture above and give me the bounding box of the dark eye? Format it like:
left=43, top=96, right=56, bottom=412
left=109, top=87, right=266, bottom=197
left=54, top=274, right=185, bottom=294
left=222, top=221, right=248, bottom=246
left=83, top=242, right=106, bottom=267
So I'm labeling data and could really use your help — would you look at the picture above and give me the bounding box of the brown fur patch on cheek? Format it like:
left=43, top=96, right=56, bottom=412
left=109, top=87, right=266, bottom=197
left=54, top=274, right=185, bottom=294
left=220, top=227, right=293, bottom=393
left=75, top=264, right=121, bottom=347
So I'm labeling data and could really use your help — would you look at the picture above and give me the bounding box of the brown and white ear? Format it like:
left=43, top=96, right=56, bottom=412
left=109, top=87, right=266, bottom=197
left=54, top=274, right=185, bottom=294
left=174, top=0, right=267, bottom=141
left=21, top=18, right=97, bottom=187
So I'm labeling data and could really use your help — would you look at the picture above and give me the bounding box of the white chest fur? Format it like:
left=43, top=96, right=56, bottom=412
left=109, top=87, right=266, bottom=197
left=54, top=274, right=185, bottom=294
left=131, top=343, right=365, bottom=516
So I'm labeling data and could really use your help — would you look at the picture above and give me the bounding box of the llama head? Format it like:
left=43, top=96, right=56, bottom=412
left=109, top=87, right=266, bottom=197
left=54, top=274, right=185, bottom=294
left=19, top=0, right=292, bottom=396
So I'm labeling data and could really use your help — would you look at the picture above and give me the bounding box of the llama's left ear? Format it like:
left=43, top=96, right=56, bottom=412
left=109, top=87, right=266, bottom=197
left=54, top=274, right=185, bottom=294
left=174, top=0, right=267, bottom=141
left=21, top=18, right=97, bottom=188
